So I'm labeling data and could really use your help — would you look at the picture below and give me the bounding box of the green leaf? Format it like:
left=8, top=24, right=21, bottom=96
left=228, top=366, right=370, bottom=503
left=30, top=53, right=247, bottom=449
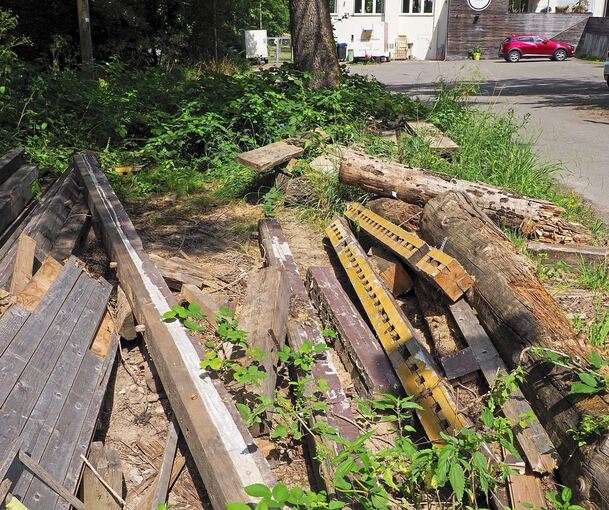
left=183, top=320, right=204, bottom=332
left=328, top=501, right=346, bottom=509
left=588, top=350, right=604, bottom=369
left=570, top=383, right=599, bottom=394
left=578, top=372, right=599, bottom=388
left=255, top=500, right=268, bottom=510
left=561, top=485, right=572, bottom=503
left=272, top=483, right=289, bottom=504
left=226, top=504, right=251, bottom=510
left=334, top=458, right=356, bottom=480
left=162, top=310, right=177, bottom=319
left=449, top=462, right=465, bottom=502
left=245, top=483, right=272, bottom=498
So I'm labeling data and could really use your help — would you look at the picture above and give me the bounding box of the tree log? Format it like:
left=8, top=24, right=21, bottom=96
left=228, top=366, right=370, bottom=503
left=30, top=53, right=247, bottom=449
left=339, top=150, right=590, bottom=242
left=419, top=191, right=609, bottom=508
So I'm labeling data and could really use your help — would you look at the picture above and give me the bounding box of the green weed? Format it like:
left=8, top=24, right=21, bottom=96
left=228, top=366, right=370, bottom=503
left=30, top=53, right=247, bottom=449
left=577, top=262, right=609, bottom=291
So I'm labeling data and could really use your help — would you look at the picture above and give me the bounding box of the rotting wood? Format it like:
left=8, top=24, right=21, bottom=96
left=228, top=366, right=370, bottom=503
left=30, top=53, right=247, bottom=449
left=306, top=266, right=403, bottom=399
left=339, top=150, right=590, bottom=242
left=326, top=217, right=467, bottom=443
left=150, top=419, right=179, bottom=509
left=0, top=165, right=38, bottom=234
left=16, top=257, right=63, bottom=312
left=49, top=201, right=91, bottom=262
left=368, top=246, right=413, bottom=297
left=526, top=241, right=608, bottom=269
left=366, top=198, right=422, bottom=231
left=0, top=148, right=26, bottom=186
left=149, top=253, right=205, bottom=290
left=90, top=311, right=116, bottom=358
left=507, top=468, right=546, bottom=510
left=74, top=152, right=275, bottom=509
left=10, top=235, right=37, bottom=296
left=440, top=348, right=479, bottom=381
left=405, top=120, right=459, bottom=153
left=419, top=191, right=609, bottom=507
left=180, top=283, right=220, bottom=328
left=448, top=298, right=559, bottom=474
left=114, top=286, right=137, bottom=341
left=258, top=218, right=359, bottom=489
left=236, top=141, right=305, bottom=172
left=81, top=442, right=122, bottom=510
left=237, top=266, right=290, bottom=434
left=344, top=203, right=474, bottom=301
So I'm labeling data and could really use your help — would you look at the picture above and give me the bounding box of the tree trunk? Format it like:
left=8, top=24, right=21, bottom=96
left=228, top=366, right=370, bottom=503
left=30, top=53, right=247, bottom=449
left=340, top=150, right=590, bottom=243
left=419, top=191, right=609, bottom=509
left=289, top=0, right=340, bottom=89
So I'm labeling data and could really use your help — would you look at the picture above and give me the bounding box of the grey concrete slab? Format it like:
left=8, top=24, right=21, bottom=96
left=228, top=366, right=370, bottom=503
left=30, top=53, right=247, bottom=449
left=351, top=59, right=609, bottom=222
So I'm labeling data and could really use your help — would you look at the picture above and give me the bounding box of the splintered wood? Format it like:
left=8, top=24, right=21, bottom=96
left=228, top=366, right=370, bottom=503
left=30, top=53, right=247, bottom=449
left=405, top=120, right=460, bottom=153
left=236, top=141, right=304, bottom=172
left=344, top=202, right=473, bottom=301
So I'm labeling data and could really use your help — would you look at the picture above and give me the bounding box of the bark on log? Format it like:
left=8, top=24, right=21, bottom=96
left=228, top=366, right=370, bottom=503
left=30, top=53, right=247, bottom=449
left=419, top=191, right=609, bottom=508
left=366, top=198, right=422, bottom=231
left=339, top=150, right=590, bottom=242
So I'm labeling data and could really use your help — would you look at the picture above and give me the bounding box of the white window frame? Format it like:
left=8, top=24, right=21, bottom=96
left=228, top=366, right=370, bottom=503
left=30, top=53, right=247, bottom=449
left=329, top=0, right=338, bottom=14
left=401, top=0, right=434, bottom=15
left=353, top=0, right=385, bottom=15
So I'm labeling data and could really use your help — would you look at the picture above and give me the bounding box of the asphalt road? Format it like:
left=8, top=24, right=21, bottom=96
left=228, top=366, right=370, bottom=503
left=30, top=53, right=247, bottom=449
left=352, top=58, right=609, bottom=222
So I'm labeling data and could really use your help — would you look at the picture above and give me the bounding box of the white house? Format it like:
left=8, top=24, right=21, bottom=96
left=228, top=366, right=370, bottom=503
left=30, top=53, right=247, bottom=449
left=330, top=0, right=450, bottom=60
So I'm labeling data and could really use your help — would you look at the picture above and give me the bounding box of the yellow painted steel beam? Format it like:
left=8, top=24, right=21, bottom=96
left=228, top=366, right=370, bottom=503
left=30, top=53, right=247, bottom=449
left=344, top=203, right=474, bottom=301
left=326, top=218, right=466, bottom=443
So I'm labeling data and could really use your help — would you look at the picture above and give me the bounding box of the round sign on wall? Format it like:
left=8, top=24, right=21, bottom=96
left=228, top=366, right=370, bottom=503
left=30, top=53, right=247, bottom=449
left=467, top=0, right=491, bottom=10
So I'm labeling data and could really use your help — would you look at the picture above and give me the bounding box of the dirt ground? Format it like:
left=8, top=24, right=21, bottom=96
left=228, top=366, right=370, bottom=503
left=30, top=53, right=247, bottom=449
left=87, top=191, right=607, bottom=508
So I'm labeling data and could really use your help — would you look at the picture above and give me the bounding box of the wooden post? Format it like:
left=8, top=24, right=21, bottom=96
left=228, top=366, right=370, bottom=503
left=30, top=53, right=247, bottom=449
left=10, top=235, right=36, bottom=295
left=76, top=0, right=93, bottom=63
left=74, top=153, right=275, bottom=509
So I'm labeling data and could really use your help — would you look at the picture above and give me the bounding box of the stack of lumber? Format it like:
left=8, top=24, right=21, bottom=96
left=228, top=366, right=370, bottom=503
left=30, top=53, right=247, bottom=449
left=0, top=254, right=117, bottom=509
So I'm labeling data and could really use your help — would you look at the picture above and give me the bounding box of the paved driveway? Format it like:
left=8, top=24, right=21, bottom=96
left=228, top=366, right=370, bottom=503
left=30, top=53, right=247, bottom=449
left=352, top=59, right=609, bottom=222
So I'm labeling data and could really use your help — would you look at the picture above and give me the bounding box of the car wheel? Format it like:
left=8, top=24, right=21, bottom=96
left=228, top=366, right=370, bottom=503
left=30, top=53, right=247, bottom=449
left=553, top=49, right=567, bottom=61
left=507, top=50, right=521, bottom=63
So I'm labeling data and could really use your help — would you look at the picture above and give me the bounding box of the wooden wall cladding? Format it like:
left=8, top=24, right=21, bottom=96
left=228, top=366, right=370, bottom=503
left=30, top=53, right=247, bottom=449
left=446, top=0, right=591, bottom=59
left=575, top=17, right=609, bottom=58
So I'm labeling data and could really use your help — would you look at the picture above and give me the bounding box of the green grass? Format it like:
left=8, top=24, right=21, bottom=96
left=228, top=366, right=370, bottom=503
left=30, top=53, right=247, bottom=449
left=577, top=262, right=609, bottom=291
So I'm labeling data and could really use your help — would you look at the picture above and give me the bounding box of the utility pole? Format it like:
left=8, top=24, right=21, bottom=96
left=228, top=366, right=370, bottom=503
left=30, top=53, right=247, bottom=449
left=76, top=0, right=93, bottom=63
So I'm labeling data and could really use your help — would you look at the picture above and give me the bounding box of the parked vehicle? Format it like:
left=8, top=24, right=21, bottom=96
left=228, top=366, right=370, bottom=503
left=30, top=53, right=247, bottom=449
left=499, top=34, right=574, bottom=63
left=605, top=51, right=609, bottom=87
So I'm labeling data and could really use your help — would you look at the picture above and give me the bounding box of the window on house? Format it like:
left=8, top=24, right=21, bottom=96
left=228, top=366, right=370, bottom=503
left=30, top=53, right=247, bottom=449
left=354, top=0, right=385, bottom=13
left=329, top=0, right=337, bottom=13
left=402, top=0, right=433, bottom=13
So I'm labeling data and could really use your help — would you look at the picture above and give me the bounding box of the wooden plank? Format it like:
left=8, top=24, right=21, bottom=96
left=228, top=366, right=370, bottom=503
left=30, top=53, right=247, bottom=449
left=527, top=241, right=608, bottom=269
left=236, top=141, right=305, bottom=172
left=56, top=334, right=119, bottom=510
left=82, top=442, right=122, bottom=510
left=237, top=266, right=289, bottom=431
left=507, top=469, right=546, bottom=510
left=0, top=148, right=26, bottom=186
left=74, top=152, right=275, bottom=509
left=90, top=311, right=116, bottom=358
left=449, top=299, right=559, bottom=474
left=16, top=257, right=63, bottom=312
left=368, top=246, right=413, bottom=297
left=258, top=219, right=359, bottom=488
left=113, top=286, right=137, bottom=341
left=0, top=166, right=38, bottom=234
left=149, top=253, right=205, bottom=290
left=0, top=437, right=23, bottom=481
left=306, top=266, right=403, bottom=399
left=440, top=348, right=479, bottom=380
left=0, top=305, right=30, bottom=358
left=9, top=277, right=111, bottom=502
left=136, top=450, right=185, bottom=510
left=180, top=284, right=220, bottom=328
left=49, top=201, right=91, bottom=262
left=405, top=120, right=459, bottom=153
left=150, top=420, right=179, bottom=509
left=10, top=235, right=37, bottom=296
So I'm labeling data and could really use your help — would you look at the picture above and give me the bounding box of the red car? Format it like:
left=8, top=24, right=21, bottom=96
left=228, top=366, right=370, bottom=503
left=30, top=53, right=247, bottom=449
left=499, top=34, right=574, bottom=62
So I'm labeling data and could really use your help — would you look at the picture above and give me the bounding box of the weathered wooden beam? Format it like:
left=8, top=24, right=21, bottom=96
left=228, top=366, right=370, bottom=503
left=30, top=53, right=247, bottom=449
left=150, top=420, right=179, bottom=509
left=449, top=298, right=559, bottom=473
left=0, top=165, right=38, bottom=234
left=10, top=235, right=36, bottom=296
left=405, top=120, right=459, bottom=153
left=49, top=200, right=91, bottom=262
left=368, top=246, right=413, bottom=297
left=237, top=266, right=290, bottom=433
left=74, top=153, right=275, bottom=509
left=0, top=148, right=26, bottom=186
left=306, top=266, right=403, bottom=399
left=16, top=257, right=63, bottom=312
left=113, top=286, right=137, bottom=341
left=149, top=253, right=206, bottom=290
left=82, top=442, right=122, bottom=510
left=344, top=202, right=474, bottom=301
left=339, top=150, right=590, bottom=242
left=258, top=219, right=359, bottom=488
left=236, top=141, right=304, bottom=172
left=526, top=241, right=608, bottom=269
left=366, top=198, right=422, bottom=231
